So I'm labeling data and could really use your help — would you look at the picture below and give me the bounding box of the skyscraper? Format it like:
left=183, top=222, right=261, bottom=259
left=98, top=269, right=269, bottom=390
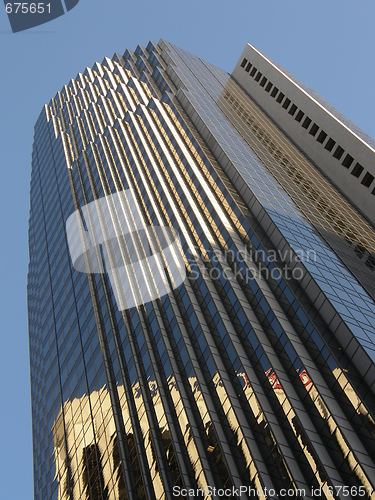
left=28, top=40, right=375, bottom=500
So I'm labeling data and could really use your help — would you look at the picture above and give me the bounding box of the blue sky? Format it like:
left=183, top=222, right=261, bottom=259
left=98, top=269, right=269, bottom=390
left=1, top=1, right=374, bottom=498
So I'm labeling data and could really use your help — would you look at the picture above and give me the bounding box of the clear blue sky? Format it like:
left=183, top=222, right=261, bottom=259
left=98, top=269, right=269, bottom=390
left=1, top=1, right=374, bottom=498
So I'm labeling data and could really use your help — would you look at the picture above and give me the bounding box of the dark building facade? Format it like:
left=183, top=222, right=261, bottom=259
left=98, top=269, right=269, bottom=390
left=28, top=40, right=375, bottom=500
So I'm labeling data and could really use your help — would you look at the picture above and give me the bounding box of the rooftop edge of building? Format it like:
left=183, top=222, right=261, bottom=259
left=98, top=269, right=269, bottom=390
left=232, top=43, right=375, bottom=227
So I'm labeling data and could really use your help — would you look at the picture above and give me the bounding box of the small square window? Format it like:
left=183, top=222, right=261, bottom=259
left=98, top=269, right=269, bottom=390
left=302, top=117, right=312, bottom=129
left=282, top=98, right=291, bottom=109
left=295, top=110, right=304, bottom=122
left=276, top=92, right=285, bottom=103
left=309, top=123, right=319, bottom=136
left=250, top=67, right=257, bottom=77
left=265, top=82, right=273, bottom=92
left=333, top=146, right=345, bottom=160
left=255, top=71, right=262, bottom=82
left=288, top=104, right=297, bottom=116
left=245, top=62, right=252, bottom=73
left=324, top=138, right=336, bottom=151
left=270, top=87, right=279, bottom=98
left=240, top=58, right=247, bottom=68
left=316, top=131, right=327, bottom=144
left=351, top=162, right=364, bottom=178
left=260, top=77, right=267, bottom=87
left=361, top=172, right=374, bottom=187
left=341, top=154, right=354, bottom=169
left=354, top=245, right=366, bottom=258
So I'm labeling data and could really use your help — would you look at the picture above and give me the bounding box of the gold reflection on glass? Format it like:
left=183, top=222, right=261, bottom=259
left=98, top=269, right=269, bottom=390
left=53, top=384, right=170, bottom=500
left=43, top=44, right=375, bottom=500
left=217, top=83, right=375, bottom=298
left=53, top=388, right=121, bottom=499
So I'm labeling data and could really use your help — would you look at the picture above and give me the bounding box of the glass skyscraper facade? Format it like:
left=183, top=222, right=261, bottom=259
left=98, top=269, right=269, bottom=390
left=28, top=40, right=375, bottom=500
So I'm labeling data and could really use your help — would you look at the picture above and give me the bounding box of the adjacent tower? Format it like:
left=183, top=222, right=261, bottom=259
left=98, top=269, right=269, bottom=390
left=28, top=40, right=375, bottom=500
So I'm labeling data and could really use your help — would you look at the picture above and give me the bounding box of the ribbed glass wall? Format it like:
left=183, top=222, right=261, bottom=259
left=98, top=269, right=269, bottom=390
left=28, top=40, right=375, bottom=500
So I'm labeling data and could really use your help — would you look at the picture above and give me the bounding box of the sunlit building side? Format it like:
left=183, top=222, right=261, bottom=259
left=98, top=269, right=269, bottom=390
left=28, top=40, right=375, bottom=500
